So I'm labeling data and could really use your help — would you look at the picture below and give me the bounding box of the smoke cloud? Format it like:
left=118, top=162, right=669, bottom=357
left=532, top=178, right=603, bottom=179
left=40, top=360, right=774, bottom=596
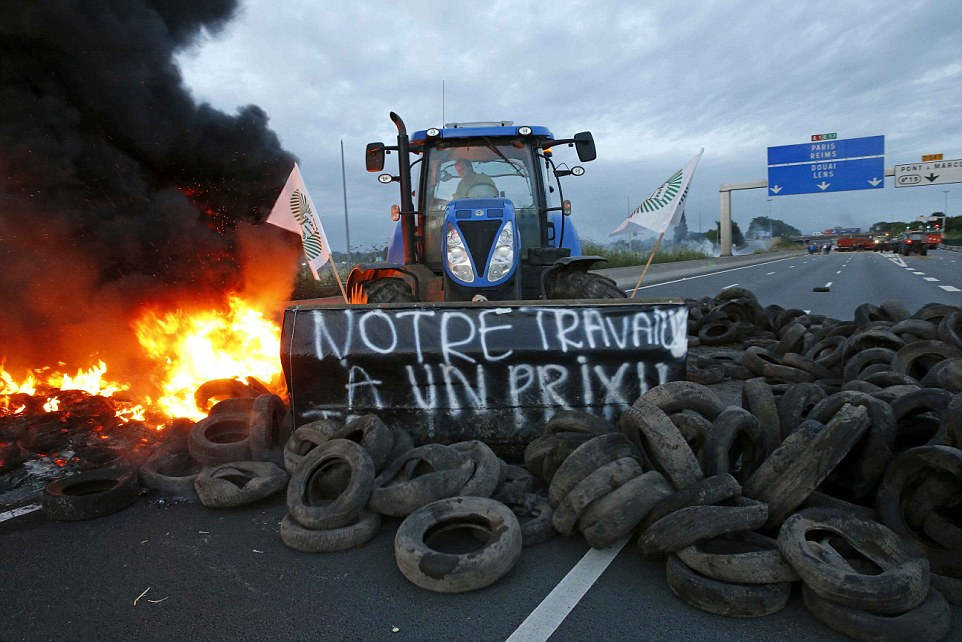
left=0, top=1, right=297, bottom=379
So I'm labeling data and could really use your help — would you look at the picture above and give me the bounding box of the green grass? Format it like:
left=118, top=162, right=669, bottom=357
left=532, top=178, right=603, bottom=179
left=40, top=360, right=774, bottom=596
left=582, top=241, right=713, bottom=268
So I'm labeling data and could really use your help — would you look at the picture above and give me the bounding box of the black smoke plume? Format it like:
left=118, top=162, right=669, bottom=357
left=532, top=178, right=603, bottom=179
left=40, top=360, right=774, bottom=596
left=0, top=1, right=297, bottom=379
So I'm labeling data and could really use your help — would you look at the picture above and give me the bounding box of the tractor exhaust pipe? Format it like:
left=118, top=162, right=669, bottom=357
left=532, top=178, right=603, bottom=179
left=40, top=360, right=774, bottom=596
left=390, top=112, right=417, bottom=265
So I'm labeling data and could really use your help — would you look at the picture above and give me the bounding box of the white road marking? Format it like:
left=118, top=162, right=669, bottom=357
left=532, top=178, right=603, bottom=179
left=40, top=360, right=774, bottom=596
left=940, top=285, right=961, bottom=292
left=506, top=538, right=628, bottom=642
left=924, top=277, right=940, bottom=282
left=836, top=270, right=842, bottom=274
left=824, top=282, right=833, bottom=288
left=0, top=504, right=41, bottom=522
left=789, top=265, right=796, bottom=269
left=720, top=283, right=739, bottom=290
left=913, top=271, right=926, bottom=275
left=766, top=272, right=775, bottom=276
left=629, top=256, right=802, bottom=291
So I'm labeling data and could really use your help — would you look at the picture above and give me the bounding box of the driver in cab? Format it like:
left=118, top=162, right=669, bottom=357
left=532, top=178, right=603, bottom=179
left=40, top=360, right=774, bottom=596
left=453, top=159, right=499, bottom=199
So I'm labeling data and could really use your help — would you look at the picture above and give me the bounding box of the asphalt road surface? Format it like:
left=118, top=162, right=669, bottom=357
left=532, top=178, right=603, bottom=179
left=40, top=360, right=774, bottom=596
left=625, top=248, right=962, bottom=320
left=2, top=248, right=961, bottom=642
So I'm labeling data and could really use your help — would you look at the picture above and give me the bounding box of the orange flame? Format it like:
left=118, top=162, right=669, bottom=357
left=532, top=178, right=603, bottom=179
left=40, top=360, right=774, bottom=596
left=133, top=293, right=284, bottom=421
left=1, top=293, right=284, bottom=427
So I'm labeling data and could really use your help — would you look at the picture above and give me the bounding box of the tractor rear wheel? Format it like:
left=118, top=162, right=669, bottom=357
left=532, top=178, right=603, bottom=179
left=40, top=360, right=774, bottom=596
left=362, top=277, right=416, bottom=303
left=546, top=271, right=625, bottom=300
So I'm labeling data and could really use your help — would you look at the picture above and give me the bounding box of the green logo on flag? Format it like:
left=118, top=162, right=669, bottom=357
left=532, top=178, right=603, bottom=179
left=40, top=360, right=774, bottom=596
left=637, top=169, right=683, bottom=212
left=291, top=190, right=324, bottom=261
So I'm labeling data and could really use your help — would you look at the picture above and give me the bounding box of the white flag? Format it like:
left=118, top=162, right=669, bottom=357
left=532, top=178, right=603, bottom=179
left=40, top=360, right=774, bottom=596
left=266, top=163, right=331, bottom=279
left=609, top=149, right=704, bottom=237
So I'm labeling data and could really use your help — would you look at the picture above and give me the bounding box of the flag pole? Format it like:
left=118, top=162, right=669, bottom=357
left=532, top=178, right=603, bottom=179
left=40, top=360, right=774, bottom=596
left=629, top=230, right=666, bottom=299
left=329, top=261, right=348, bottom=302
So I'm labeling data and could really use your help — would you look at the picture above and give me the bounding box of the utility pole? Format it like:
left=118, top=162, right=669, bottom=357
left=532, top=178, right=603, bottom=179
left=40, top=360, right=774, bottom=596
left=767, top=198, right=773, bottom=239
left=341, top=139, right=351, bottom=261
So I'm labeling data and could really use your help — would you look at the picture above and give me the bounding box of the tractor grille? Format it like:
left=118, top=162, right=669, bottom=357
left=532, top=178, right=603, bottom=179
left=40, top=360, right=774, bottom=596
left=459, top=220, right=501, bottom=272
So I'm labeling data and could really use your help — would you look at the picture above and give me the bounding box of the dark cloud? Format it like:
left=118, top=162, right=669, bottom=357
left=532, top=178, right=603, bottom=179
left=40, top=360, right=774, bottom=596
left=0, top=0, right=296, bottom=374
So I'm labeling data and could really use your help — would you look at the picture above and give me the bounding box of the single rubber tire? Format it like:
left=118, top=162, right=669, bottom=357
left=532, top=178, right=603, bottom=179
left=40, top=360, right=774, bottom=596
left=41, top=467, right=139, bottom=521
left=394, top=496, right=523, bottom=593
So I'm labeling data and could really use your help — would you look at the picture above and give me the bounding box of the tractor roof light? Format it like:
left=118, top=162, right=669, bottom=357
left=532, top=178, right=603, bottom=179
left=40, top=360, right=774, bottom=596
left=426, top=127, right=441, bottom=138
left=378, top=173, right=395, bottom=184
left=518, top=126, right=532, bottom=136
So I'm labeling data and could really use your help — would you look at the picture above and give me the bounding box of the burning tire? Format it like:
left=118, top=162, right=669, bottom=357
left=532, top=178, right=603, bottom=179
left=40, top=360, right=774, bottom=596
left=193, top=378, right=257, bottom=413
left=394, top=496, right=522, bottom=593
left=188, top=412, right=253, bottom=466
left=194, top=461, right=289, bottom=508
left=41, top=467, right=139, bottom=521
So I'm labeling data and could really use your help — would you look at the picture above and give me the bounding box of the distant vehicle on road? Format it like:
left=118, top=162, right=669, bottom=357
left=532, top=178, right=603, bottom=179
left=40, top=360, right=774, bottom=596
left=897, top=230, right=928, bottom=256
left=836, top=236, right=872, bottom=251
left=872, top=235, right=897, bottom=252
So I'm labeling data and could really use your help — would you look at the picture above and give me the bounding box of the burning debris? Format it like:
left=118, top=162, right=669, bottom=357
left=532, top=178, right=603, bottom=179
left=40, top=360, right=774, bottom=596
left=0, top=0, right=301, bottom=495
left=0, top=0, right=298, bottom=385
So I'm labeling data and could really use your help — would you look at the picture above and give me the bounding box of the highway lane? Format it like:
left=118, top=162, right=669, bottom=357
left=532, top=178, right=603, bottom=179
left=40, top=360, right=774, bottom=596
left=1, top=494, right=861, bottom=642
left=631, top=249, right=961, bottom=320
left=2, top=251, right=961, bottom=642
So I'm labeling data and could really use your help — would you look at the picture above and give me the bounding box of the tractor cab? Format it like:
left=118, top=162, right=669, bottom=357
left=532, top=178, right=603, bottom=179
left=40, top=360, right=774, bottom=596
left=360, top=113, right=613, bottom=302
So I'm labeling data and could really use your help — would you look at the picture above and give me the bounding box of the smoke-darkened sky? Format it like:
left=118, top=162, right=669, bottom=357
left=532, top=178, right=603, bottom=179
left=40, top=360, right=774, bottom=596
left=0, top=0, right=297, bottom=373
left=176, top=0, right=962, bottom=247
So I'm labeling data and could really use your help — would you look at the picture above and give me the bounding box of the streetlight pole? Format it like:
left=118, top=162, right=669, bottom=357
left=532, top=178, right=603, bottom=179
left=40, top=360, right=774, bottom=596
left=767, top=198, right=773, bottom=239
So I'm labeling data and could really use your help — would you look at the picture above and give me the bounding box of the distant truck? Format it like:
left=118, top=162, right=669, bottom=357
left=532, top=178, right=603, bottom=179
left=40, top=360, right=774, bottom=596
left=836, top=236, right=872, bottom=251
left=897, top=231, right=929, bottom=256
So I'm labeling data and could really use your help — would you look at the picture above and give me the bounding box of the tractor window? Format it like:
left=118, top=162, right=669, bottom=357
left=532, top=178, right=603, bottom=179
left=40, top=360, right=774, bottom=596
left=421, top=141, right=539, bottom=267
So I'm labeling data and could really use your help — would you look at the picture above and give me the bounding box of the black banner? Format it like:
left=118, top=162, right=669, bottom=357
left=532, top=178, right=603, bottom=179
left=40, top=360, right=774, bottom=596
left=281, top=300, right=688, bottom=447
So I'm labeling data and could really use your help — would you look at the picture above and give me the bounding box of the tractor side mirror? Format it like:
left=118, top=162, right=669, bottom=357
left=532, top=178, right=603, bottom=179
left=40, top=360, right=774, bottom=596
left=573, top=132, right=596, bottom=163
left=366, top=142, right=386, bottom=172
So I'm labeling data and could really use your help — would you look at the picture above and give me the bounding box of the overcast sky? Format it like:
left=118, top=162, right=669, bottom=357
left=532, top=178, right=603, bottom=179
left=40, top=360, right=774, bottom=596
left=177, top=0, right=962, bottom=251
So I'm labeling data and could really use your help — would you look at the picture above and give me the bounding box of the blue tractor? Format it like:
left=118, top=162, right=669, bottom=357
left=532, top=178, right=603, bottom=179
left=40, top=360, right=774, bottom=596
left=348, top=113, right=624, bottom=302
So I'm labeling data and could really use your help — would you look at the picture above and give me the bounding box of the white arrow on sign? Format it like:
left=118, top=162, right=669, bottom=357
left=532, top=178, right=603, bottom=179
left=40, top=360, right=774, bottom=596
left=817, top=182, right=831, bottom=190
left=868, top=177, right=882, bottom=186
left=770, top=185, right=782, bottom=194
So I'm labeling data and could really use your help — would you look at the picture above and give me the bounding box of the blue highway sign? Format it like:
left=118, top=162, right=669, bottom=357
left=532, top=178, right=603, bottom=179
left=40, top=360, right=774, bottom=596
left=767, top=135, right=885, bottom=196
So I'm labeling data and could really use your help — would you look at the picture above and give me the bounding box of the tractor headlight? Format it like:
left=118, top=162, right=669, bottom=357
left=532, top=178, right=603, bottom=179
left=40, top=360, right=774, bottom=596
left=445, top=223, right=475, bottom=283
left=486, top=221, right=515, bottom=282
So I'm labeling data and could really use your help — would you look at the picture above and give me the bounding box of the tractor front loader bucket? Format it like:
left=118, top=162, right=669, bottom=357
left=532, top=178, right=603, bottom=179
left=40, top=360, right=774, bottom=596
left=281, top=298, right=688, bottom=452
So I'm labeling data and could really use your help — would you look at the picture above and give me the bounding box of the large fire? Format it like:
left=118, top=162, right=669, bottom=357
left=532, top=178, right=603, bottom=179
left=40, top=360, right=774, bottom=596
left=0, top=293, right=284, bottom=430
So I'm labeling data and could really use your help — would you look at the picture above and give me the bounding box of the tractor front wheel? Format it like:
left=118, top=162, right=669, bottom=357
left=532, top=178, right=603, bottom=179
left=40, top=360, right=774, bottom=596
left=361, top=278, right=416, bottom=303
left=546, top=271, right=626, bottom=300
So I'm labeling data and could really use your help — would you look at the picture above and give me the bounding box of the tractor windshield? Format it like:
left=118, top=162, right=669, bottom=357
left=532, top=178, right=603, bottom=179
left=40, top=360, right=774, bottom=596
left=420, top=140, right=540, bottom=268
